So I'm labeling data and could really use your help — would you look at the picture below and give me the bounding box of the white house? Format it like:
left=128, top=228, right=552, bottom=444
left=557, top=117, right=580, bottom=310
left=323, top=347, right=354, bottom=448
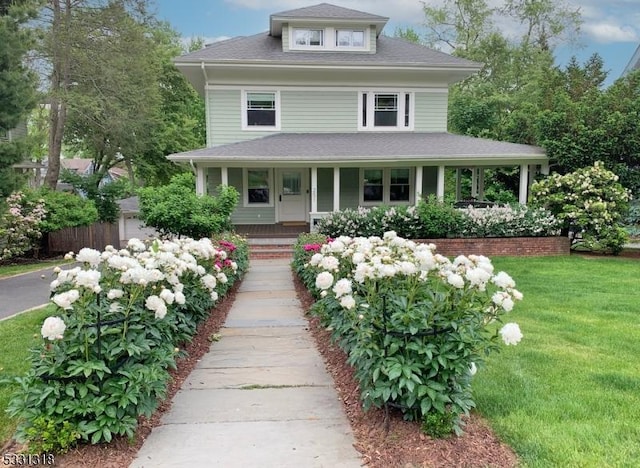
left=168, top=3, right=547, bottom=228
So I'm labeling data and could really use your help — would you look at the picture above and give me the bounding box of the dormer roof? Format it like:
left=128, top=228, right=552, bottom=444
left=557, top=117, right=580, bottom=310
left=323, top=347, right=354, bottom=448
left=269, top=3, right=389, bottom=37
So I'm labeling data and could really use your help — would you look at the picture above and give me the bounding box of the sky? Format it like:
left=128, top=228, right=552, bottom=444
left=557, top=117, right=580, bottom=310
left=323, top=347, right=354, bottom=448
left=153, top=0, right=640, bottom=86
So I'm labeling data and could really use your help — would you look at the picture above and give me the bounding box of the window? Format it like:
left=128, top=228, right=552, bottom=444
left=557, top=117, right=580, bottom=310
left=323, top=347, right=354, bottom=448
left=293, top=29, right=324, bottom=47
left=242, top=91, right=280, bottom=130
left=363, top=169, right=384, bottom=202
left=359, top=92, right=413, bottom=130
left=360, top=168, right=413, bottom=205
left=390, top=168, right=411, bottom=202
left=245, top=169, right=272, bottom=205
left=336, top=30, right=365, bottom=47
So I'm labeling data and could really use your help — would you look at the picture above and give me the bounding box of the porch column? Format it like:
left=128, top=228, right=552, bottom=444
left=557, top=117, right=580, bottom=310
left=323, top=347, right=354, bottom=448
left=519, top=164, right=529, bottom=204
left=540, top=162, right=550, bottom=175
left=478, top=168, right=485, bottom=200
left=415, top=165, right=423, bottom=205
left=528, top=164, right=537, bottom=193
left=333, top=167, right=340, bottom=211
left=471, top=167, right=478, bottom=198
left=455, top=168, right=462, bottom=200
left=221, top=167, right=228, bottom=186
left=311, top=167, right=318, bottom=213
left=195, top=164, right=205, bottom=195
left=436, top=165, right=445, bottom=200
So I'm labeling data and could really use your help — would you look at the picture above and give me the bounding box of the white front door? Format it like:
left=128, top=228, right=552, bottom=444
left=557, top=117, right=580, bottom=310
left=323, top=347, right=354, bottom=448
left=277, top=169, right=308, bottom=222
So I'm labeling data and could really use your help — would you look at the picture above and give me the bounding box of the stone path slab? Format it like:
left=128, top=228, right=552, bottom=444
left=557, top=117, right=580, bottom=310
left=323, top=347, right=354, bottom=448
left=130, top=258, right=362, bottom=468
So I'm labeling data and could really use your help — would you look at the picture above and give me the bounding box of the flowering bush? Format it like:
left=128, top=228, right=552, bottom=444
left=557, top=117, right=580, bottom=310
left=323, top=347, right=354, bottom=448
left=7, top=235, right=248, bottom=451
left=294, top=232, right=523, bottom=435
left=457, top=204, right=561, bottom=237
left=531, top=162, right=632, bottom=254
left=0, top=191, right=46, bottom=260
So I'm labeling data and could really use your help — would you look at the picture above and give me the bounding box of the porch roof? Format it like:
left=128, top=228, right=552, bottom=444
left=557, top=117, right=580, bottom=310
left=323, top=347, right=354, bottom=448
left=168, top=132, right=547, bottom=166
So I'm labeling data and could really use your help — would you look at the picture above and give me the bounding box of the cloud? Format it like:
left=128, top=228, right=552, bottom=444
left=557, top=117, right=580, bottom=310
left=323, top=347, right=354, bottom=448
left=583, top=22, right=638, bottom=43
left=223, top=0, right=423, bottom=23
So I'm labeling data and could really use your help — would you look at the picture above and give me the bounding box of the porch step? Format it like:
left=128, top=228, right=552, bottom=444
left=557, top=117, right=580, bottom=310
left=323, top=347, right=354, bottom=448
left=249, top=239, right=295, bottom=260
left=250, top=248, right=294, bottom=260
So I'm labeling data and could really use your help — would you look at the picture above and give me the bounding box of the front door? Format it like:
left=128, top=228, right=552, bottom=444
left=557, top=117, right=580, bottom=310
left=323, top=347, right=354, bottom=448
left=277, top=169, right=307, bottom=222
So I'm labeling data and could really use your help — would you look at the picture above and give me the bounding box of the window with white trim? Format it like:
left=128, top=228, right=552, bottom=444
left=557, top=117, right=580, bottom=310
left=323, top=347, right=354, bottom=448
left=359, top=92, right=413, bottom=131
left=360, top=168, right=413, bottom=205
left=293, top=28, right=324, bottom=47
left=244, top=168, right=273, bottom=206
left=336, top=29, right=365, bottom=47
left=242, top=91, right=280, bottom=130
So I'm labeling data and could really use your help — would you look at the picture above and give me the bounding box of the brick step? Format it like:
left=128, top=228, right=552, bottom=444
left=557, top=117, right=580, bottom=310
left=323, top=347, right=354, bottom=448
left=250, top=244, right=295, bottom=250
left=250, top=249, right=293, bottom=259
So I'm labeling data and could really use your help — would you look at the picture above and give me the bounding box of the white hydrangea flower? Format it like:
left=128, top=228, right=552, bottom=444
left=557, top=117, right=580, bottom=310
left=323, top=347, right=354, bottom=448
left=76, top=248, right=102, bottom=266
left=511, top=289, right=524, bottom=301
left=469, top=362, right=477, bottom=376
left=332, top=278, right=352, bottom=298
left=109, top=302, right=123, bottom=313
left=398, top=261, right=417, bottom=276
left=160, top=289, right=175, bottom=305
left=41, top=316, right=66, bottom=340
left=217, top=272, right=228, bottom=284
left=465, top=267, right=491, bottom=289
left=201, top=274, right=217, bottom=290
left=340, top=295, right=356, bottom=310
left=383, top=231, right=397, bottom=240
left=127, top=238, right=146, bottom=252
left=145, top=295, right=167, bottom=319
left=352, top=252, right=365, bottom=264
left=500, top=323, right=523, bottom=345
left=210, top=291, right=219, bottom=302
left=174, top=290, right=186, bottom=305
left=315, top=271, right=334, bottom=290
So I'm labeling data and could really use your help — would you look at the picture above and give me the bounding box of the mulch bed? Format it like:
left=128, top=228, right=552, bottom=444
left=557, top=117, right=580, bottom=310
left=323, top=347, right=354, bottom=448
left=6, top=270, right=517, bottom=467
left=293, top=273, right=518, bottom=468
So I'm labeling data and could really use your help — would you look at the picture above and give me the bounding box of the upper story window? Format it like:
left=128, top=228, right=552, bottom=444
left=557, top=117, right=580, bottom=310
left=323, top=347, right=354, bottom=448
left=359, top=91, right=413, bottom=131
left=293, top=28, right=324, bottom=47
left=336, top=30, right=365, bottom=47
left=242, top=91, right=281, bottom=131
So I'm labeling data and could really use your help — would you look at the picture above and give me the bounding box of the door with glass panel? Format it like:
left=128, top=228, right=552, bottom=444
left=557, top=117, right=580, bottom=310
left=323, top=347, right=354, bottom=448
left=277, top=169, right=307, bottom=222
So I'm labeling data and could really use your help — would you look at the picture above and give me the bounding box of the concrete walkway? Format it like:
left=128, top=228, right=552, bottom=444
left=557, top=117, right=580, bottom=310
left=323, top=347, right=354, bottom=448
left=130, top=259, right=362, bottom=468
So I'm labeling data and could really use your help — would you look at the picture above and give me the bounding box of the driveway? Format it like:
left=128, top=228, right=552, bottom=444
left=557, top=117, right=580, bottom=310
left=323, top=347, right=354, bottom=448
left=0, top=266, right=58, bottom=320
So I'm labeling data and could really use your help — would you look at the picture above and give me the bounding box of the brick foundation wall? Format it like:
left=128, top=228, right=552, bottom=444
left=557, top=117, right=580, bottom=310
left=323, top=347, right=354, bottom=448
left=415, top=237, right=570, bottom=257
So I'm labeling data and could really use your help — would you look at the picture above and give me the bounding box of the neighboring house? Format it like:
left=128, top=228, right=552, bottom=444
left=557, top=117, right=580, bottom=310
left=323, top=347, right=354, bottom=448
left=60, top=158, right=126, bottom=183
left=116, top=196, right=158, bottom=246
left=168, top=3, right=547, bottom=227
left=623, top=44, right=640, bottom=76
left=4, top=121, right=45, bottom=188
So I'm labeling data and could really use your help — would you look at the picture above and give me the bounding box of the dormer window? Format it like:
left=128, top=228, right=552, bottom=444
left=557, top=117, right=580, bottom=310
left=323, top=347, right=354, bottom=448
left=293, top=28, right=324, bottom=47
left=336, top=30, right=365, bottom=48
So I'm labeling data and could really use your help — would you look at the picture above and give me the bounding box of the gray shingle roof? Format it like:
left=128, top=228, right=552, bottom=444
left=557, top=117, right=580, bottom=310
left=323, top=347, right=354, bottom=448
left=176, top=33, right=479, bottom=69
left=271, top=3, right=388, bottom=21
left=168, top=133, right=546, bottom=164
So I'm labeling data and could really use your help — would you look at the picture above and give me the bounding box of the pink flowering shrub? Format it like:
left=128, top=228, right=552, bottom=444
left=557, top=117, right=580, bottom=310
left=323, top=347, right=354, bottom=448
left=0, top=191, right=46, bottom=261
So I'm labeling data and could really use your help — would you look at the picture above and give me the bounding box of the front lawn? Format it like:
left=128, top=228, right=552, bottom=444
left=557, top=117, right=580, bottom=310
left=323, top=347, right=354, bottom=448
left=0, top=305, right=56, bottom=445
left=0, top=258, right=71, bottom=279
left=476, top=255, right=640, bottom=467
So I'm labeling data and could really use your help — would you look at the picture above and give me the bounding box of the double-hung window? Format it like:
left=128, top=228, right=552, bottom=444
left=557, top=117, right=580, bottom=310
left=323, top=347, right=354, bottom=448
left=359, top=92, right=413, bottom=130
left=336, top=29, right=365, bottom=47
left=293, top=28, right=324, bottom=47
left=244, top=168, right=273, bottom=206
left=360, top=168, right=413, bottom=205
left=243, top=91, right=280, bottom=130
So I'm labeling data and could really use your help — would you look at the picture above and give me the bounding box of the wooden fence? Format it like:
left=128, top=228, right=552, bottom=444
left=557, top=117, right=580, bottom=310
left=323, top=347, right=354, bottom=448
left=47, top=222, right=120, bottom=253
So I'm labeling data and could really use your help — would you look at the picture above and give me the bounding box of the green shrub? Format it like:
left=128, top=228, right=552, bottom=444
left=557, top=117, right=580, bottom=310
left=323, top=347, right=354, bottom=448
left=138, top=173, right=239, bottom=239
left=61, top=171, right=130, bottom=223
left=531, top=162, right=631, bottom=254
left=33, top=189, right=98, bottom=232
left=415, top=196, right=464, bottom=238
left=457, top=204, right=561, bottom=237
left=7, top=236, right=247, bottom=450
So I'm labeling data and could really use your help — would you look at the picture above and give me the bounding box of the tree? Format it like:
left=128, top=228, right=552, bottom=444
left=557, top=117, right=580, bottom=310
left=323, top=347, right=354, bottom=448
left=38, top=0, right=153, bottom=189
left=0, top=0, right=39, bottom=196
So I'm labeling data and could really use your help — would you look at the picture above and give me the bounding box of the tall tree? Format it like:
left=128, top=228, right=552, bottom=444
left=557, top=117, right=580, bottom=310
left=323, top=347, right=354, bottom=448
left=0, top=0, right=39, bottom=197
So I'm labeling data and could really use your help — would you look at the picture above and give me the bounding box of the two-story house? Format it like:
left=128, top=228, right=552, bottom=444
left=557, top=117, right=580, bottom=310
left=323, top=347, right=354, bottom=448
left=168, top=3, right=547, bottom=228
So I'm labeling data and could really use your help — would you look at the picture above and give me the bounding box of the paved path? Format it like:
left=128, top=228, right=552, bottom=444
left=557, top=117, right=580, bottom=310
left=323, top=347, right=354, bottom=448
left=130, top=259, right=362, bottom=468
left=0, top=266, right=58, bottom=320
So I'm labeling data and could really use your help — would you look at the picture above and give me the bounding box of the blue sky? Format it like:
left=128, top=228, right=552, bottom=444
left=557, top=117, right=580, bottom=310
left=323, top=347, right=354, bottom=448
left=154, top=0, right=640, bottom=86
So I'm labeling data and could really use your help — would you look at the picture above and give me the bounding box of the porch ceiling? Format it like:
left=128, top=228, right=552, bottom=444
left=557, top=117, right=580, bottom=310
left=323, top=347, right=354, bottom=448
left=168, top=132, right=547, bottom=166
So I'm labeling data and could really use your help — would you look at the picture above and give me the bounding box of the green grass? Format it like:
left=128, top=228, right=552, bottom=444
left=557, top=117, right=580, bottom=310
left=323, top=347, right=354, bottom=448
left=0, top=259, right=71, bottom=279
left=0, top=305, right=56, bottom=445
left=475, top=255, right=640, bottom=467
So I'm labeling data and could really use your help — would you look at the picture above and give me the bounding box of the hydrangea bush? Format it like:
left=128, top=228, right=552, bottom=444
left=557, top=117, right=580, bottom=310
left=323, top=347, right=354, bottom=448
left=7, top=235, right=248, bottom=452
left=0, top=191, right=46, bottom=261
left=457, top=204, right=561, bottom=237
left=293, top=232, right=523, bottom=436
left=531, top=162, right=632, bottom=254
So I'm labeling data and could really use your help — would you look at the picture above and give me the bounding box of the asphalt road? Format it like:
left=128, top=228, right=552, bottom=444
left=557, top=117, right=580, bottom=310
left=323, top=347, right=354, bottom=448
left=0, top=266, right=57, bottom=320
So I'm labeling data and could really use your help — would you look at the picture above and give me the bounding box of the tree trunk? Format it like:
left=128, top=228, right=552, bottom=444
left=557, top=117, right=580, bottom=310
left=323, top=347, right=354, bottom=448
left=43, top=0, right=71, bottom=189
